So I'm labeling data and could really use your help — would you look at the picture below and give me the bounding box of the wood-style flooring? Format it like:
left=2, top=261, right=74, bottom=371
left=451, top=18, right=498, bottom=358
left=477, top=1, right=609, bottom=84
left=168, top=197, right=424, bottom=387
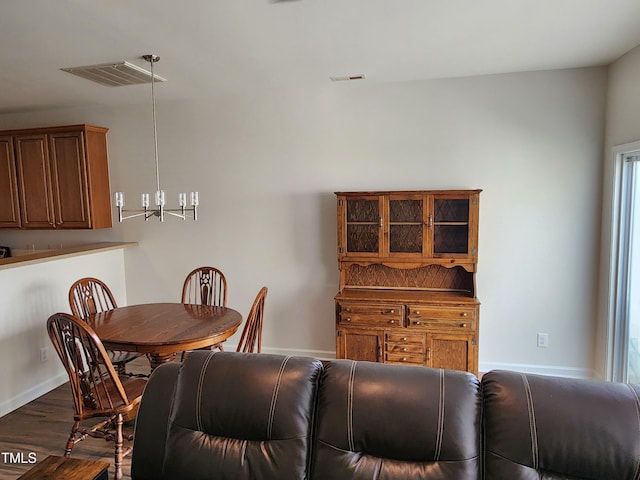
left=0, top=357, right=153, bottom=480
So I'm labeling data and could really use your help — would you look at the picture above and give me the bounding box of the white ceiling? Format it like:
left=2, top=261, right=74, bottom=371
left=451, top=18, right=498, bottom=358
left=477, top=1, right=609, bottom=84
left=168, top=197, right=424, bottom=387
left=2, top=0, right=640, bottom=114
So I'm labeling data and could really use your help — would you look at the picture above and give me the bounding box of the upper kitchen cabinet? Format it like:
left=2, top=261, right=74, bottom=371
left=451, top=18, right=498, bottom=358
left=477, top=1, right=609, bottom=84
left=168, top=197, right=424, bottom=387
left=2, top=124, right=112, bottom=229
left=336, top=190, right=481, bottom=269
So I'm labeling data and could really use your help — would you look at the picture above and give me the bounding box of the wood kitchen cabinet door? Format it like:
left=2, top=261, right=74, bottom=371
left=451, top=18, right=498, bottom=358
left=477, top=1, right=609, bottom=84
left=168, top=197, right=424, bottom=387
left=48, top=130, right=91, bottom=228
left=0, top=136, right=20, bottom=228
left=14, top=134, right=56, bottom=228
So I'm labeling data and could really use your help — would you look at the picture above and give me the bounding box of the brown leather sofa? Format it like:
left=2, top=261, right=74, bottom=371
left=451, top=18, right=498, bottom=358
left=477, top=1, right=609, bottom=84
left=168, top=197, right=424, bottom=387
left=131, top=351, right=640, bottom=480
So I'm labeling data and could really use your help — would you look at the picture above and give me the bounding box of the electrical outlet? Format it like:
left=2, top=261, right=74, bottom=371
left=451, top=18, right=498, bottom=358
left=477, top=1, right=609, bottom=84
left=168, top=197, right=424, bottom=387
left=40, top=347, right=48, bottom=362
left=537, top=333, right=549, bottom=348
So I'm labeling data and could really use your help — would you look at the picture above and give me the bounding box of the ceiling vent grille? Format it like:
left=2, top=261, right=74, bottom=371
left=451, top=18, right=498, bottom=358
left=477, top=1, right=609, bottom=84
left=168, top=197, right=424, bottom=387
left=60, top=61, right=167, bottom=87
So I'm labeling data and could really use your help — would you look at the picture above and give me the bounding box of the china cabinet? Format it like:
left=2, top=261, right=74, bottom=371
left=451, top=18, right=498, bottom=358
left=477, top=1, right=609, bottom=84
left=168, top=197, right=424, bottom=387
left=335, top=190, right=481, bottom=375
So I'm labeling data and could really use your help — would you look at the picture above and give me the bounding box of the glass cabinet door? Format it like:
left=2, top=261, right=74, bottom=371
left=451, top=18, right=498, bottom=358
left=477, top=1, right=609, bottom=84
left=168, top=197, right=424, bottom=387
left=344, top=197, right=382, bottom=255
left=432, top=196, right=471, bottom=256
left=388, top=196, right=424, bottom=255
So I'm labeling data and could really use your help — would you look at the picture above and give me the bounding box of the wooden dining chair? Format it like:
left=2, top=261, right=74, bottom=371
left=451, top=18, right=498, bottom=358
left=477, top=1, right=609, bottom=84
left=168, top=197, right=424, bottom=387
left=69, top=277, right=142, bottom=375
left=237, top=286, right=268, bottom=353
left=182, top=266, right=227, bottom=307
left=47, top=312, right=147, bottom=480
left=181, top=266, right=228, bottom=355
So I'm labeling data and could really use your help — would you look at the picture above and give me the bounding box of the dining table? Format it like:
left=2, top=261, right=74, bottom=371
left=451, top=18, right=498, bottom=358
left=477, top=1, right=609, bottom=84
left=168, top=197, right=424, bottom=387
left=87, top=302, right=243, bottom=370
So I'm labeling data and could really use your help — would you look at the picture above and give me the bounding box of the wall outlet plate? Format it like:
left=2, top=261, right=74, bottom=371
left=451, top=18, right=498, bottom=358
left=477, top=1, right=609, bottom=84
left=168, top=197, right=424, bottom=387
left=537, top=332, right=549, bottom=348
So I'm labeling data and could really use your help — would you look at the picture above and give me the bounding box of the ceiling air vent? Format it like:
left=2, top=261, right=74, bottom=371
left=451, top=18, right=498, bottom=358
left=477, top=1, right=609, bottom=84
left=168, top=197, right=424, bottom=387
left=60, top=61, right=167, bottom=87
left=330, top=74, right=366, bottom=82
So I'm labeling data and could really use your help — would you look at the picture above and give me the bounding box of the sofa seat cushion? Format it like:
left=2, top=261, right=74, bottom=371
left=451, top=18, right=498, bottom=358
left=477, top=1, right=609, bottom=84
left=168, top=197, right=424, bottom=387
left=311, top=360, right=481, bottom=480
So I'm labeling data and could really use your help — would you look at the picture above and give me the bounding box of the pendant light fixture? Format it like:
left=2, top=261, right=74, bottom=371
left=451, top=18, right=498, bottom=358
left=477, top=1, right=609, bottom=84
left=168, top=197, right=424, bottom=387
left=114, top=54, right=198, bottom=222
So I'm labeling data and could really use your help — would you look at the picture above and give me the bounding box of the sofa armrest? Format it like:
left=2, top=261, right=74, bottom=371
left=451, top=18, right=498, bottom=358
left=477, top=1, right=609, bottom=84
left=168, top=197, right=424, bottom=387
left=131, top=362, right=181, bottom=480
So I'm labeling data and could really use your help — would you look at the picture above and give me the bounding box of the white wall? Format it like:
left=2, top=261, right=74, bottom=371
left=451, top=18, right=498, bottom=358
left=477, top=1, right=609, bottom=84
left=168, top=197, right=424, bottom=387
left=0, top=66, right=607, bottom=378
left=597, top=44, right=640, bottom=379
left=0, top=250, right=128, bottom=416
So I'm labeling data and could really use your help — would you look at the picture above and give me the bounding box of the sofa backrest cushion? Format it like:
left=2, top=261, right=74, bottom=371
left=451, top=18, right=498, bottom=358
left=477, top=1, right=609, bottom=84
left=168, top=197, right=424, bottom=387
left=483, top=370, right=640, bottom=479
left=310, top=360, right=482, bottom=480
left=155, top=351, right=322, bottom=480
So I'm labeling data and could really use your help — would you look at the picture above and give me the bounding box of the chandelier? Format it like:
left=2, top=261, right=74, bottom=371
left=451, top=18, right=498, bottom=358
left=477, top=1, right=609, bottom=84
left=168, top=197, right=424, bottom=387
left=114, top=54, right=198, bottom=222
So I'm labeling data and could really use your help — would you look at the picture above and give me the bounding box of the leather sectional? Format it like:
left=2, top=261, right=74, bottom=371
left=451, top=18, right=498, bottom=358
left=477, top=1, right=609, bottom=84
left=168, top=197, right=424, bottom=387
left=131, top=351, right=640, bottom=479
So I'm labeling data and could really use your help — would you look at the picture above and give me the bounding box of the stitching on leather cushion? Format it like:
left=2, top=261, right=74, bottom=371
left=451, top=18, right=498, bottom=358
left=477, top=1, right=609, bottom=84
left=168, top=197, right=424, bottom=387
left=348, top=361, right=357, bottom=452
left=267, top=355, right=291, bottom=439
left=520, top=373, right=538, bottom=469
left=434, top=369, right=445, bottom=460
left=195, top=352, right=217, bottom=431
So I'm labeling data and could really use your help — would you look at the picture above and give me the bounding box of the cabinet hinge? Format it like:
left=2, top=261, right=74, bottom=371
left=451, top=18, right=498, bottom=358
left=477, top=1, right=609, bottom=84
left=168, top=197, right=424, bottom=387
left=338, top=199, right=344, bottom=206
left=337, top=330, right=342, bottom=337
left=472, top=197, right=478, bottom=205
left=339, top=247, right=344, bottom=254
left=472, top=248, right=477, bottom=255
left=472, top=338, right=477, bottom=345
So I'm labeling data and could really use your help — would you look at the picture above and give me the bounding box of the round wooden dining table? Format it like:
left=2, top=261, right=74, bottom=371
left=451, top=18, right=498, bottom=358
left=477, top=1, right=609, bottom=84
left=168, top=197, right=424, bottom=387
left=87, top=303, right=242, bottom=370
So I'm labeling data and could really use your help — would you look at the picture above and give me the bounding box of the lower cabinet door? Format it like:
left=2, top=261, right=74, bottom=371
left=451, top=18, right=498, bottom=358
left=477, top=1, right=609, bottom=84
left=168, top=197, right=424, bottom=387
left=427, top=332, right=476, bottom=373
left=337, top=329, right=381, bottom=362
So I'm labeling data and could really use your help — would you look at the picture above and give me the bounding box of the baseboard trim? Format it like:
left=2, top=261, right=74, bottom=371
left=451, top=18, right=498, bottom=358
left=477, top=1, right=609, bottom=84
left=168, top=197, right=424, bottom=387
left=0, top=373, right=68, bottom=418
left=479, top=361, right=595, bottom=379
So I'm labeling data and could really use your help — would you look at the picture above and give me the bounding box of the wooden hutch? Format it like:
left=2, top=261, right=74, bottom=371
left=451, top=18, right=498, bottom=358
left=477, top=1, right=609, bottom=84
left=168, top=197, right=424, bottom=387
left=334, top=189, right=481, bottom=375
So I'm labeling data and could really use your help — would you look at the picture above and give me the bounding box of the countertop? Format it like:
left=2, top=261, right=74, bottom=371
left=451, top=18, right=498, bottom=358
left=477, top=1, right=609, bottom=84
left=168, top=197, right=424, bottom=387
left=0, top=242, right=138, bottom=270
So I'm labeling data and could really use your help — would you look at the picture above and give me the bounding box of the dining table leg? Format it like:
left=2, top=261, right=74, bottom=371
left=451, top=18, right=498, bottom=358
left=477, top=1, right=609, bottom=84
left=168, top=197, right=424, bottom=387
left=148, top=352, right=176, bottom=371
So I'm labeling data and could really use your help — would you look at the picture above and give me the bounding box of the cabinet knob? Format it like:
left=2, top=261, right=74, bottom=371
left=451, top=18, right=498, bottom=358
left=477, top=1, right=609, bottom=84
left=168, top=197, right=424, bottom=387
left=414, top=321, right=421, bottom=325
left=460, top=323, right=468, bottom=328
left=346, top=317, right=351, bottom=322
left=402, top=337, right=407, bottom=341
left=389, top=320, right=395, bottom=324
left=415, top=311, right=420, bottom=315
left=345, top=308, right=351, bottom=312
left=461, top=312, right=468, bottom=317
left=402, top=357, right=407, bottom=362
left=389, top=309, right=395, bottom=314
left=402, top=347, right=407, bottom=352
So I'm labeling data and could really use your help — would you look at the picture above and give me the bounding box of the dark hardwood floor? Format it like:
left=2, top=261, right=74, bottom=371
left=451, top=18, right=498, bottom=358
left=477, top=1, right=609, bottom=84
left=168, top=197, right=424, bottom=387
left=0, top=357, right=153, bottom=480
